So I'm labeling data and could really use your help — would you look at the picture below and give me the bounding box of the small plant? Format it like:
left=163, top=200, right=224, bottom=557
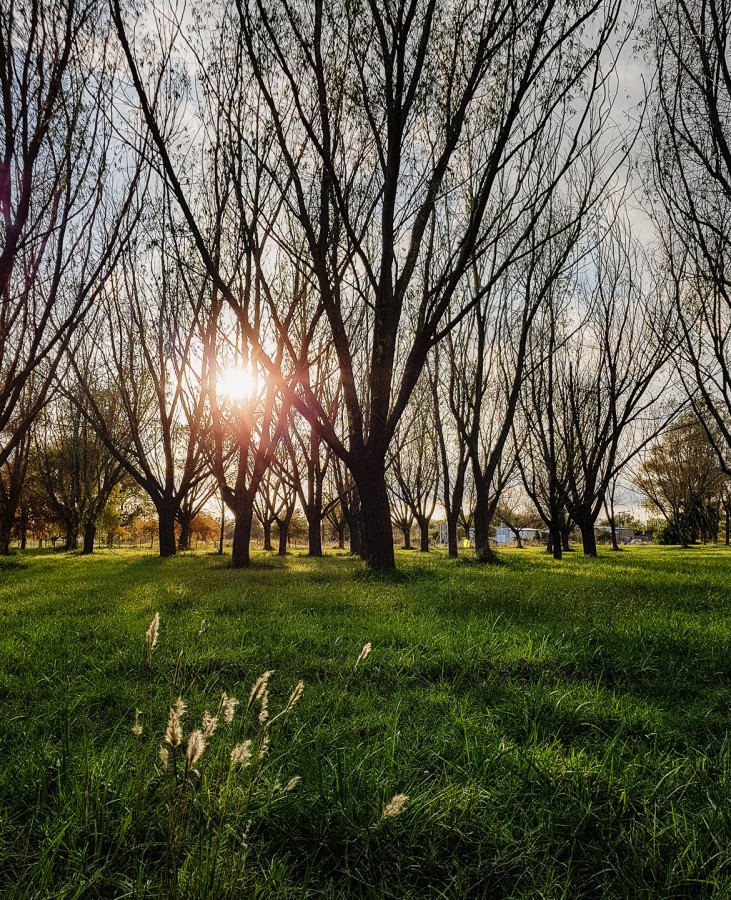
left=135, top=616, right=307, bottom=897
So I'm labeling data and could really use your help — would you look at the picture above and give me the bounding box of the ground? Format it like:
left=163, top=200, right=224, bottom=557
left=2, top=546, right=731, bottom=897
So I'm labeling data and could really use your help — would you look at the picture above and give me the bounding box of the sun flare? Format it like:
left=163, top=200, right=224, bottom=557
left=219, top=364, right=257, bottom=401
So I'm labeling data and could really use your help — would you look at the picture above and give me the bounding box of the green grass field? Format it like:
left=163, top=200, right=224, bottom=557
left=2, top=546, right=731, bottom=898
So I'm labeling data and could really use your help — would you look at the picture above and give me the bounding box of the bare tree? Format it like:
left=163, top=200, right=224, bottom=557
left=33, top=392, right=123, bottom=552
left=388, top=384, right=440, bottom=552
left=75, top=217, right=211, bottom=557
left=430, top=340, right=472, bottom=558
left=557, top=218, right=673, bottom=556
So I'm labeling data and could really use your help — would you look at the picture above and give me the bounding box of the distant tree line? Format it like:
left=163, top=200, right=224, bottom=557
left=3, top=0, right=731, bottom=571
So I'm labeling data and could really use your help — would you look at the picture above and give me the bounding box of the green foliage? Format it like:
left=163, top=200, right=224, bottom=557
left=3, top=547, right=731, bottom=896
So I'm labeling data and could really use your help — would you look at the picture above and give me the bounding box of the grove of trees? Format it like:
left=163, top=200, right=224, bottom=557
left=3, top=0, right=731, bottom=571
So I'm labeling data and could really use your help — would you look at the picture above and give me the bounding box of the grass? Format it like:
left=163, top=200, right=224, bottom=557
left=2, top=545, right=731, bottom=897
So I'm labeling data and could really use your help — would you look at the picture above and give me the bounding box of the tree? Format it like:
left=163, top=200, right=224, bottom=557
left=76, top=213, right=211, bottom=557
left=33, top=393, right=123, bottom=552
left=635, top=416, right=724, bottom=548
left=388, top=384, right=440, bottom=552
left=555, top=217, right=672, bottom=557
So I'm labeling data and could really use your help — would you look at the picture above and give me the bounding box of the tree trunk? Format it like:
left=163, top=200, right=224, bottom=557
left=82, top=521, right=96, bottom=555
left=178, top=514, right=192, bottom=551
left=277, top=518, right=290, bottom=556
left=726, top=506, right=730, bottom=545
left=609, top=516, right=620, bottom=551
left=65, top=520, right=79, bottom=551
left=353, top=462, right=395, bottom=572
left=336, top=522, right=345, bottom=550
left=473, top=486, right=498, bottom=563
left=263, top=520, right=272, bottom=551
left=218, top=504, right=225, bottom=555
left=0, top=517, right=11, bottom=555
left=418, top=518, right=430, bottom=552
left=157, top=503, right=177, bottom=558
left=446, top=512, right=459, bottom=558
left=400, top=524, right=412, bottom=550
left=230, top=499, right=254, bottom=567
left=548, top=523, right=563, bottom=560
left=308, top=515, right=322, bottom=557
left=561, top=524, right=571, bottom=552
left=578, top=516, right=597, bottom=558
left=349, top=511, right=363, bottom=556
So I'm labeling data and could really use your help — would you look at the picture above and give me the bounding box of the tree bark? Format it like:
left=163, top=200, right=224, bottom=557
left=349, top=510, right=363, bottom=556
left=418, top=517, right=430, bottom=552
left=726, top=505, right=730, bottom=546
left=400, top=524, right=412, bottom=550
left=82, top=522, right=96, bottom=555
left=157, top=503, right=177, bottom=558
left=231, top=496, right=254, bottom=568
left=473, top=488, right=498, bottom=563
left=307, top=515, right=323, bottom=556
left=263, top=520, right=273, bottom=551
left=65, top=519, right=79, bottom=552
left=277, top=518, right=290, bottom=556
left=550, top=524, right=562, bottom=560
left=0, top=517, right=12, bottom=555
left=178, top=514, right=192, bottom=551
left=353, top=462, right=395, bottom=572
left=561, top=522, right=572, bottom=552
left=336, top=522, right=345, bottom=549
left=609, top=517, right=620, bottom=551
left=446, top=512, right=459, bottom=558
left=578, top=515, right=598, bottom=558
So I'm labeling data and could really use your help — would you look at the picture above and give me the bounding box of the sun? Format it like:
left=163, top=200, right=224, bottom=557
left=219, top=364, right=257, bottom=401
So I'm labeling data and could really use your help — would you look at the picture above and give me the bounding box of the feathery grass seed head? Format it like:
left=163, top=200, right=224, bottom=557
left=201, top=711, right=218, bottom=738
left=230, top=739, right=253, bottom=769
left=248, top=670, right=274, bottom=711
left=145, top=613, right=160, bottom=665
left=165, top=705, right=184, bottom=747
left=221, top=692, right=238, bottom=724
left=131, top=709, right=143, bottom=737
left=355, top=642, right=372, bottom=667
left=186, top=729, right=206, bottom=767
left=379, top=793, right=408, bottom=823
left=285, top=680, right=305, bottom=712
left=159, top=746, right=170, bottom=770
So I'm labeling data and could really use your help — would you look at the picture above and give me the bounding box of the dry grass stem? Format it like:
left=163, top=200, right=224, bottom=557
left=355, top=642, right=372, bottom=667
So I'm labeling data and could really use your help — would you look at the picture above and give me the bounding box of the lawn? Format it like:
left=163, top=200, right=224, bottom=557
left=2, top=546, right=731, bottom=898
